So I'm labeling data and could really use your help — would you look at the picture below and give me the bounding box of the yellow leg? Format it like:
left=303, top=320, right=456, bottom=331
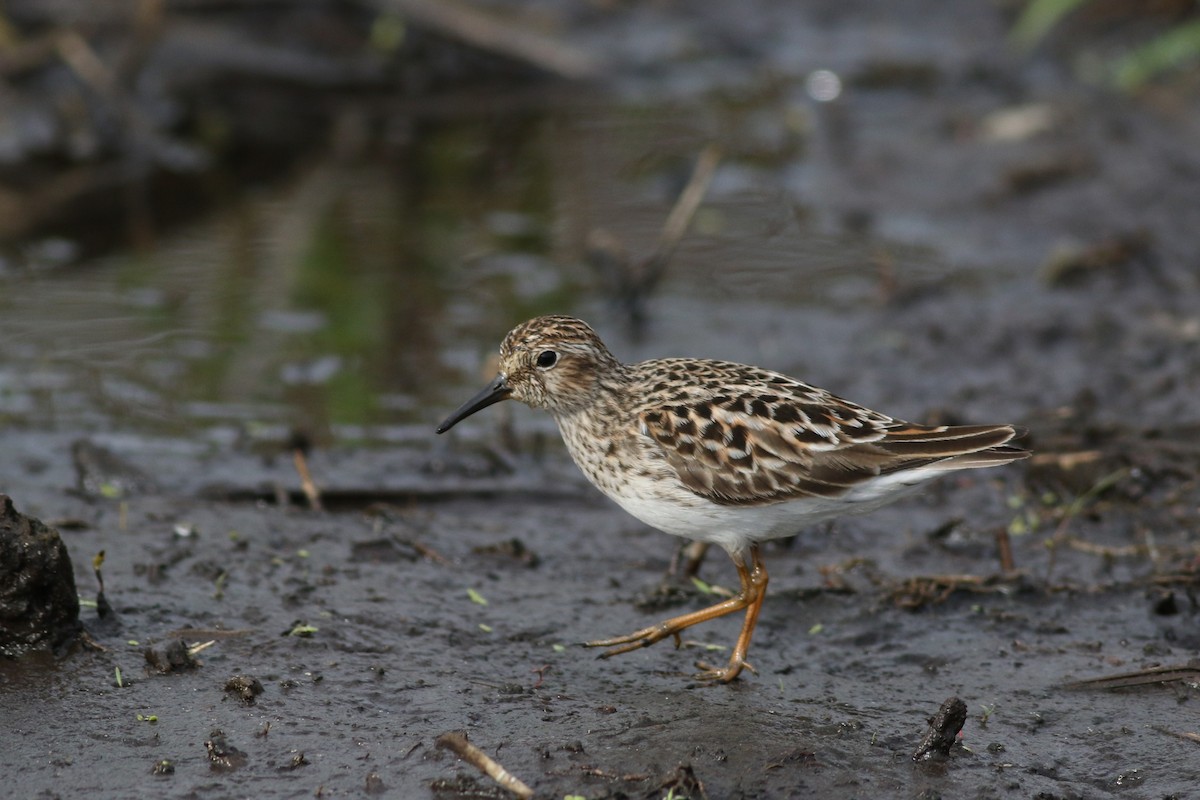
left=583, top=545, right=768, bottom=683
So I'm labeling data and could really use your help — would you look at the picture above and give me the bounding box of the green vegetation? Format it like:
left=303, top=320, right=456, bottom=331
left=286, top=622, right=319, bottom=637
left=1014, top=0, right=1200, bottom=88
left=1012, top=0, right=1092, bottom=47
left=1113, top=19, right=1200, bottom=89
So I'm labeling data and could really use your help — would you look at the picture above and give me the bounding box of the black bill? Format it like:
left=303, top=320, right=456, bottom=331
left=435, top=375, right=512, bottom=433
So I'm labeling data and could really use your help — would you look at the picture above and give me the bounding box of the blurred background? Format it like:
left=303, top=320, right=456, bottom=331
left=1, top=0, right=1198, bottom=451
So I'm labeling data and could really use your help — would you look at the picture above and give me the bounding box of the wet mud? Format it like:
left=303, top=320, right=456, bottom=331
left=1, top=454, right=1197, bottom=798
left=3, top=0, right=1200, bottom=798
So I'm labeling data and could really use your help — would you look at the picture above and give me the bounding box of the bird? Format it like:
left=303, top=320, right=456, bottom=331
left=436, top=315, right=1029, bottom=683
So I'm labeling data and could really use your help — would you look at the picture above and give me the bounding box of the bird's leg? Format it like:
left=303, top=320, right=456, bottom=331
left=693, top=546, right=768, bottom=683
left=584, top=545, right=768, bottom=683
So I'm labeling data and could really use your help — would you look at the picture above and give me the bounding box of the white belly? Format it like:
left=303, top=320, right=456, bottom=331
left=600, top=462, right=936, bottom=556
left=604, top=486, right=878, bottom=555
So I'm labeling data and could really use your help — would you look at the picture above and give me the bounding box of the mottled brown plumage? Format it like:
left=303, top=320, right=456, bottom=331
left=438, top=315, right=1029, bottom=683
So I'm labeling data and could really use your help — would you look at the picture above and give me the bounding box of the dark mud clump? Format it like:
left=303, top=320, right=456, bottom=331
left=205, top=729, right=249, bottom=772
left=224, top=674, right=265, bottom=706
left=0, top=495, right=82, bottom=657
left=144, top=639, right=201, bottom=674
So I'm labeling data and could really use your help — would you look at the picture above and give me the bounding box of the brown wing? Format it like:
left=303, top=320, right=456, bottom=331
left=637, top=375, right=1026, bottom=506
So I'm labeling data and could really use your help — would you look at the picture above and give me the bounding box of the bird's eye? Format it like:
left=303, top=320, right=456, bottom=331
left=536, top=350, right=558, bottom=368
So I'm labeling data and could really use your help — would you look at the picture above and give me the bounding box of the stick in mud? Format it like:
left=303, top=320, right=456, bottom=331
left=435, top=731, right=534, bottom=800
left=995, top=526, right=1015, bottom=572
left=292, top=448, right=324, bottom=512
left=912, top=697, right=968, bottom=761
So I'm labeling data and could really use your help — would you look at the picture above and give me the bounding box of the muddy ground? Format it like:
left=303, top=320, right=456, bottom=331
left=3, top=1, right=1200, bottom=798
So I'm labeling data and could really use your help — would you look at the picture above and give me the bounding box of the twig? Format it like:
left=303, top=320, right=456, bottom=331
left=995, top=526, right=1015, bottom=573
left=530, top=664, right=551, bottom=689
left=165, top=627, right=251, bottom=639
left=55, top=31, right=119, bottom=95
left=890, top=573, right=998, bottom=609
left=640, top=143, right=722, bottom=293
left=92, top=550, right=114, bottom=619
left=588, top=144, right=721, bottom=334
left=188, top=640, right=217, bottom=657
left=1065, top=538, right=1140, bottom=557
left=374, top=0, right=599, bottom=79
left=435, top=731, right=533, bottom=800
left=402, top=537, right=451, bottom=565
left=873, top=248, right=898, bottom=304
left=668, top=540, right=712, bottom=580
left=1063, top=659, right=1200, bottom=690
left=292, top=448, right=324, bottom=512
left=1152, top=727, right=1200, bottom=745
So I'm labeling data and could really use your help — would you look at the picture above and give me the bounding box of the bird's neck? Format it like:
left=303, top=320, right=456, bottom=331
left=550, top=362, right=629, bottom=422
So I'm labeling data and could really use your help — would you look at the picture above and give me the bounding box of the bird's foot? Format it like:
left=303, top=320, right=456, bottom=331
left=692, top=656, right=756, bottom=684
left=582, top=626, right=682, bottom=658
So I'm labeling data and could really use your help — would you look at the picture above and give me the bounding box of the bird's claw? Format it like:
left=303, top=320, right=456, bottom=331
left=692, top=657, right=756, bottom=684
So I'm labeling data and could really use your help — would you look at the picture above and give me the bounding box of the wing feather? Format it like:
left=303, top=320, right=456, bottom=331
left=632, top=361, right=1027, bottom=507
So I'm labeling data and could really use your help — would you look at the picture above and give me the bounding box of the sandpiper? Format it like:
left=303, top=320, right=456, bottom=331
left=437, top=315, right=1028, bottom=682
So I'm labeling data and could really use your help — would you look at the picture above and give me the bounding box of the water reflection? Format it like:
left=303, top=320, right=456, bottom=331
left=0, top=107, right=570, bottom=438
left=0, top=94, right=966, bottom=443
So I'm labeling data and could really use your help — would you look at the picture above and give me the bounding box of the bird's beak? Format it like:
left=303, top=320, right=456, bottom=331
left=436, top=375, right=512, bottom=433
